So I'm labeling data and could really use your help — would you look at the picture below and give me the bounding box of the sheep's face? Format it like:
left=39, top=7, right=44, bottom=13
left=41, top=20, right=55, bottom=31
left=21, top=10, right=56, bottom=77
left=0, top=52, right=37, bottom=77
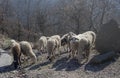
left=61, top=38, right=67, bottom=46
left=61, top=32, right=76, bottom=46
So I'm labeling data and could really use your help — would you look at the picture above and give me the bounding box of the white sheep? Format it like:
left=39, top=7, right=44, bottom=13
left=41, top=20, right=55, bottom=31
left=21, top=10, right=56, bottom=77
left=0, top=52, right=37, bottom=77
left=77, top=36, right=90, bottom=64
left=70, top=31, right=96, bottom=64
left=82, top=31, right=96, bottom=49
left=38, top=36, right=47, bottom=53
left=47, top=35, right=61, bottom=61
left=78, top=31, right=96, bottom=64
left=19, top=41, right=37, bottom=64
left=69, top=35, right=81, bottom=59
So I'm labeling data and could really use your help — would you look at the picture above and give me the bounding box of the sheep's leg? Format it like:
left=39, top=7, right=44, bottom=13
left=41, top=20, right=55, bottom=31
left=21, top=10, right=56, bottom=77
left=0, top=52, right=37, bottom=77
left=42, top=46, right=45, bottom=53
left=23, top=55, right=29, bottom=65
left=53, top=48, right=56, bottom=59
left=68, top=49, right=72, bottom=58
left=49, top=48, right=55, bottom=62
left=68, top=43, right=71, bottom=52
left=43, top=46, right=46, bottom=53
left=47, top=49, right=51, bottom=59
left=69, top=43, right=72, bottom=58
left=18, top=53, right=21, bottom=68
left=33, top=54, right=37, bottom=63
left=84, top=49, right=90, bottom=63
left=63, top=45, right=66, bottom=52
left=39, top=45, right=43, bottom=53
left=13, top=53, right=19, bottom=69
left=58, top=45, right=61, bottom=56
left=41, top=46, right=44, bottom=53
left=75, top=50, right=78, bottom=59
left=44, top=47, right=47, bottom=53
left=77, top=49, right=84, bottom=64
left=71, top=47, right=75, bottom=59
left=71, top=50, right=75, bottom=59
left=67, top=44, right=70, bottom=52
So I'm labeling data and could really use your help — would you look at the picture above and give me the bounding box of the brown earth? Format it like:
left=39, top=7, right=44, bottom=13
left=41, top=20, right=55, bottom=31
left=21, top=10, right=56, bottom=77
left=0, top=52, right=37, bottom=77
left=0, top=49, right=120, bottom=78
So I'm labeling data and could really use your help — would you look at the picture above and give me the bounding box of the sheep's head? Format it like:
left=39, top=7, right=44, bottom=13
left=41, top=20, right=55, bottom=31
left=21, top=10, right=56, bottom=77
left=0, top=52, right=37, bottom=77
left=70, top=36, right=79, bottom=43
left=3, top=39, right=16, bottom=50
left=61, top=37, right=67, bottom=46
left=10, top=39, right=17, bottom=48
left=61, top=32, right=76, bottom=46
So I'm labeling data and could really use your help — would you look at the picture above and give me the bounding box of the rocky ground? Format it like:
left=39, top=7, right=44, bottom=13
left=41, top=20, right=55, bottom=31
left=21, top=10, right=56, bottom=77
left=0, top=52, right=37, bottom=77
left=0, top=49, right=120, bottom=78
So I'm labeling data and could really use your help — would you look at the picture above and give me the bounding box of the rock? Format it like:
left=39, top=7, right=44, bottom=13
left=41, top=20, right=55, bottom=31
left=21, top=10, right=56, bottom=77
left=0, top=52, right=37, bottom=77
left=96, top=19, right=120, bottom=53
left=89, top=51, right=116, bottom=64
left=0, top=53, right=13, bottom=67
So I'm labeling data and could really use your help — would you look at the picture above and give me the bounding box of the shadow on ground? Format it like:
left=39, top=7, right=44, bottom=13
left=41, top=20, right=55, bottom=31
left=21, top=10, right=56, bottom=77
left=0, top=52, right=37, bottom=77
left=28, top=61, right=51, bottom=70
left=28, top=53, right=81, bottom=71
left=0, top=64, right=15, bottom=73
left=52, top=57, right=81, bottom=71
left=84, top=55, right=119, bottom=72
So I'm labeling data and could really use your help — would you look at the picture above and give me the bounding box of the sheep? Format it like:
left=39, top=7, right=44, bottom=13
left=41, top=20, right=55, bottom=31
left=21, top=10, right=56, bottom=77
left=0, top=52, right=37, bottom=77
left=70, top=31, right=96, bottom=64
left=82, top=31, right=96, bottom=49
left=77, top=35, right=90, bottom=64
left=69, top=35, right=81, bottom=59
left=19, top=41, right=37, bottom=64
left=47, top=35, right=61, bottom=61
left=38, top=36, right=47, bottom=53
left=51, top=35, right=61, bottom=54
left=10, top=39, right=21, bottom=69
left=61, top=32, right=76, bottom=52
left=78, top=31, right=96, bottom=64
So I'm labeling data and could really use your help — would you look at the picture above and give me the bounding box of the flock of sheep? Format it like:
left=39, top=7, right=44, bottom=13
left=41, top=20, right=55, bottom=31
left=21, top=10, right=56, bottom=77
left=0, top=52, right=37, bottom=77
left=8, top=31, right=96, bottom=69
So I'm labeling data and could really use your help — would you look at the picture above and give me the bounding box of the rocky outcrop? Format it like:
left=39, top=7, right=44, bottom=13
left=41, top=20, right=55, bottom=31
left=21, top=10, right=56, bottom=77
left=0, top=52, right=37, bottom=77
left=96, top=19, right=120, bottom=53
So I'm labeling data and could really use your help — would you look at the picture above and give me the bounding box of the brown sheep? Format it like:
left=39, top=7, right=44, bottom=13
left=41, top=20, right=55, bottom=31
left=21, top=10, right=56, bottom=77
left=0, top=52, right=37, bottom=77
left=10, top=40, right=21, bottom=69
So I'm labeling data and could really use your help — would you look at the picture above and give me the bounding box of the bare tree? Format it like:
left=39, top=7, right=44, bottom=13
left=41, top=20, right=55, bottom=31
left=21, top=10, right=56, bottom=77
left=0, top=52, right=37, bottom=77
left=0, top=0, right=13, bottom=35
left=59, top=0, right=89, bottom=34
left=24, top=0, right=31, bottom=40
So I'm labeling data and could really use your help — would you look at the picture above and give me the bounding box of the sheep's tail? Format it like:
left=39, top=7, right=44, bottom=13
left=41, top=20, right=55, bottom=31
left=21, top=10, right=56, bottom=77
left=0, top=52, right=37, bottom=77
left=90, top=32, right=96, bottom=49
left=91, top=32, right=96, bottom=45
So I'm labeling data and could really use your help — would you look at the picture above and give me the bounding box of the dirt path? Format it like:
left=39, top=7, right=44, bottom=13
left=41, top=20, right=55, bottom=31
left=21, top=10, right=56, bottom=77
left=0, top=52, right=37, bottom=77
left=0, top=50, right=120, bottom=78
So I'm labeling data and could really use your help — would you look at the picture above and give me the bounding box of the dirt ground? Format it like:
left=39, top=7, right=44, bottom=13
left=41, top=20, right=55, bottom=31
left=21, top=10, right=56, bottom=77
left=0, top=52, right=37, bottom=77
left=0, top=49, right=120, bottom=78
